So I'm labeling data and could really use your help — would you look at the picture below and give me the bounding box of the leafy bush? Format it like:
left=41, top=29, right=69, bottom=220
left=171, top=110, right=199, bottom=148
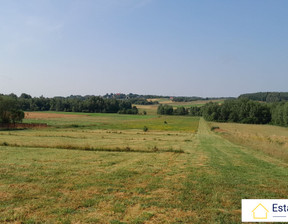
left=143, top=126, right=148, bottom=132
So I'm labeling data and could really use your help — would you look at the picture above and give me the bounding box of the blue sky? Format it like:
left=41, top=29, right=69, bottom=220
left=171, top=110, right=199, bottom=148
left=0, top=0, right=288, bottom=97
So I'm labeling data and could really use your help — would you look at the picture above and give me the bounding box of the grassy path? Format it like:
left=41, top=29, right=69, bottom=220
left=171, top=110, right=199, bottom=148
left=180, top=118, right=288, bottom=223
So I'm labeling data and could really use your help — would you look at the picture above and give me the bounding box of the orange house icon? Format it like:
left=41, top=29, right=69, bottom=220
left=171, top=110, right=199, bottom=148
left=252, top=203, right=269, bottom=219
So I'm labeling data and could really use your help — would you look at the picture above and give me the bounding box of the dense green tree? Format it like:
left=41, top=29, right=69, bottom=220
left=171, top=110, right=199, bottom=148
left=157, top=104, right=173, bottom=115
left=239, top=92, right=288, bottom=102
left=0, top=96, right=25, bottom=123
left=20, top=93, right=32, bottom=99
left=271, top=102, right=288, bottom=126
left=10, top=110, right=25, bottom=124
left=202, top=99, right=271, bottom=124
left=202, top=102, right=221, bottom=121
left=283, top=103, right=288, bottom=126
left=174, top=106, right=188, bottom=115
left=189, top=106, right=202, bottom=116
left=0, top=93, right=139, bottom=115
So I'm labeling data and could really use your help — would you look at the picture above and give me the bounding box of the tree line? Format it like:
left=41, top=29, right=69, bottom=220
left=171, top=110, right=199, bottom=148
left=200, top=99, right=288, bottom=126
left=239, top=92, right=288, bottom=102
left=200, top=99, right=271, bottom=124
left=157, top=98, right=288, bottom=127
left=172, top=96, right=231, bottom=102
left=13, top=93, right=145, bottom=114
left=0, top=93, right=140, bottom=123
left=103, top=93, right=169, bottom=100
left=17, top=95, right=138, bottom=114
left=157, top=104, right=189, bottom=115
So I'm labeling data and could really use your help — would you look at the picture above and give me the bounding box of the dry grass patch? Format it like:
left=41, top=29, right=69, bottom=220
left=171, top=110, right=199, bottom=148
left=209, top=122, right=288, bottom=162
left=134, top=105, right=158, bottom=115
left=1, top=115, right=288, bottom=223
left=144, top=207, right=196, bottom=224
left=0, top=128, right=195, bottom=153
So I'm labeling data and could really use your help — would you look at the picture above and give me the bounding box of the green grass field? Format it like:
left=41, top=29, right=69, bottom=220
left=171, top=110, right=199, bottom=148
left=166, top=99, right=224, bottom=109
left=0, top=111, right=288, bottom=223
left=136, top=99, right=225, bottom=115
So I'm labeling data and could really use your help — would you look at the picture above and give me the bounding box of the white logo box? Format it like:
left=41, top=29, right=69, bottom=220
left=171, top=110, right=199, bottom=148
left=242, top=199, right=288, bottom=222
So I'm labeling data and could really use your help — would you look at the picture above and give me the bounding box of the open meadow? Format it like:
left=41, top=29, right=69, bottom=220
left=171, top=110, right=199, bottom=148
left=1, top=0, right=288, bottom=223
left=0, top=109, right=288, bottom=223
left=136, top=99, right=224, bottom=115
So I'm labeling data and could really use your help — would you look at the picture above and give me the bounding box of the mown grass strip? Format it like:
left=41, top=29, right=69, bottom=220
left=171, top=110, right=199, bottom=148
left=0, top=142, right=185, bottom=154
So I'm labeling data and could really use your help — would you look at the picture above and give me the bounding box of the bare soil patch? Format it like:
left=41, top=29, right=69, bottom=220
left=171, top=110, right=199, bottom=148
left=25, top=112, right=88, bottom=119
left=0, top=123, right=47, bottom=129
left=213, top=128, right=226, bottom=133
